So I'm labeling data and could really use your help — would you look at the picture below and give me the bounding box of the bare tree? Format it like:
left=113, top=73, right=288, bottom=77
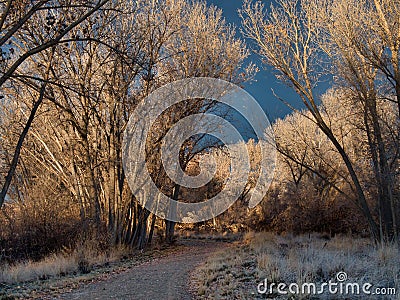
left=0, top=0, right=112, bottom=207
left=241, top=0, right=399, bottom=242
left=1, top=0, right=254, bottom=251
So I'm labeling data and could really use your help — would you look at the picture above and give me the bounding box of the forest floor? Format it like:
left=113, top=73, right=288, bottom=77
left=4, top=232, right=398, bottom=299
left=1, top=238, right=233, bottom=300
left=193, top=232, right=400, bottom=299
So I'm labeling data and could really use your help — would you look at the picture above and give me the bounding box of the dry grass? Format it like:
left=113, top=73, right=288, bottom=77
left=0, top=253, right=77, bottom=284
left=0, top=241, right=129, bottom=285
left=0, top=239, right=188, bottom=299
left=194, top=232, right=400, bottom=299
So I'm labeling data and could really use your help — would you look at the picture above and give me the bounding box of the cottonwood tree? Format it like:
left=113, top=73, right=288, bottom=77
left=1, top=0, right=254, bottom=250
left=140, top=0, right=254, bottom=245
left=317, top=0, right=400, bottom=242
left=269, top=89, right=382, bottom=233
left=241, top=0, right=399, bottom=242
left=0, top=0, right=112, bottom=208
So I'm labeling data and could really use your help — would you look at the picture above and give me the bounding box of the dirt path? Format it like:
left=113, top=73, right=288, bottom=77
left=56, top=240, right=226, bottom=300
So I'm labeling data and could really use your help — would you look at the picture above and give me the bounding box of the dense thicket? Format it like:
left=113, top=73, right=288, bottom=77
left=0, top=0, right=252, bottom=259
left=241, top=0, right=400, bottom=243
left=1, top=0, right=399, bottom=263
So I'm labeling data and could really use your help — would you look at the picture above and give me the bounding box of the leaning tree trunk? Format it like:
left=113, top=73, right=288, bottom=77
left=0, top=85, right=46, bottom=208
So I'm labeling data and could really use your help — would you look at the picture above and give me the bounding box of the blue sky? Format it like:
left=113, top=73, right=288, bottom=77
left=206, top=0, right=311, bottom=121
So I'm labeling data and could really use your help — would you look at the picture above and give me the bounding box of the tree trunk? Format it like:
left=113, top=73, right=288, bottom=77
left=318, top=121, right=380, bottom=242
left=367, top=96, right=396, bottom=241
left=165, top=184, right=180, bottom=243
left=148, top=214, right=157, bottom=245
left=0, top=85, right=46, bottom=207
